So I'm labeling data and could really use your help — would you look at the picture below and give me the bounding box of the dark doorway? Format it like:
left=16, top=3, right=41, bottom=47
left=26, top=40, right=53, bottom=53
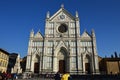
left=85, top=63, right=91, bottom=74
left=59, top=60, right=65, bottom=73
left=34, top=62, right=39, bottom=73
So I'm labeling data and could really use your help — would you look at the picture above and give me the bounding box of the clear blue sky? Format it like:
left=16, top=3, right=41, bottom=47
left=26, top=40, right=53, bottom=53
left=0, top=0, right=120, bottom=58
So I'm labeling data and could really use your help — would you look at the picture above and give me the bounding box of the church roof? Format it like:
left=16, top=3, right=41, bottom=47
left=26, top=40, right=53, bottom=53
left=0, top=48, right=9, bottom=55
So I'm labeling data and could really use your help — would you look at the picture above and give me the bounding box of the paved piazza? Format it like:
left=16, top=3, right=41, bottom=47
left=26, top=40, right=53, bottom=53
left=18, top=75, right=120, bottom=80
left=17, top=78, right=54, bottom=80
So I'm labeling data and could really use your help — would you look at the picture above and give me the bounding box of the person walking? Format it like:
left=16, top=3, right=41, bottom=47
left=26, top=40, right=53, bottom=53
left=61, top=72, right=72, bottom=80
left=54, top=72, right=61, bottom=80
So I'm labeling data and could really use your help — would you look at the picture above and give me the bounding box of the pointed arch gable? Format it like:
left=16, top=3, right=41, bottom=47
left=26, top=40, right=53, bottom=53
left=55, top=41, right=67, bottom=50
left=32, top=50, right=40, bottom=59
left=82, top=47, right=92, bottom=58
left=54, top=41, right=68, bottom=56
left=85, top=54, right=91, bottom=62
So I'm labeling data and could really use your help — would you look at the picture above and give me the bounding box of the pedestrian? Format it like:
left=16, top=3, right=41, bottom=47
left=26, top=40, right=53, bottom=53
left=13, top=73, right=17, bottom=80
left=0, top=73, right=3, bottom=80
left=61, top=71, right=72, bottom=80
left=2, top=72, right=7, bottom=80
left=54, top=72, right=61, bottom=80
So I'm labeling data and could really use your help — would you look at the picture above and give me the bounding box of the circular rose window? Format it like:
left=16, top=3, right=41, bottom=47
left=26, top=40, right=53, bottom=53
left=58, top=24, right=68, bottom=33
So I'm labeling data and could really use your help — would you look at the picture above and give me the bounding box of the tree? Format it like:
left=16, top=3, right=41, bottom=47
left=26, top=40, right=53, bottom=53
left=111, top=54, right=114, bottom=58
left=114, top=52, right=118, bottom=58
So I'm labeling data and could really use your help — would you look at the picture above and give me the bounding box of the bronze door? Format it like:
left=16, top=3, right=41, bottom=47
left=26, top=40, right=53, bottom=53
left=34, top=62, right=39, bottom=73
left=59, top=60, right=65, bottom=73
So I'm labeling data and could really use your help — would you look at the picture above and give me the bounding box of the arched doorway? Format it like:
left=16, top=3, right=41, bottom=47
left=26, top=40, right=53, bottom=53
left=34, top=55, right=40, bottom=73
left=58, top=47, right=67, bottom=73
left=85, top=54, right=91, bottom=74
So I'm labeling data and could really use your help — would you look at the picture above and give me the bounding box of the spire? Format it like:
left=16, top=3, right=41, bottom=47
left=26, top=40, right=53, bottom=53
left=38, top=29, right=40, bottom=33
left=30, top=29, right=34, bottom=37
left=91, top=29, right=95, bottom=37
left=75, top=11, right=79, bottom=18
left=61, top=4, right=64, bottom=8
left=46, top=11, right=50, bottom=18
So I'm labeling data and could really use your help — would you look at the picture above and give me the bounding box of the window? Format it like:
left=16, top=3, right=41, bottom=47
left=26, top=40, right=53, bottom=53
left=71, top=57, right=76, bottom=69
left=70, top=29, right=75, bottom=34
left=81, top=41, right=92, bottom=47
left=71, top=57, right=76, bottom=63
left=46, top=57, right=52, bottom=69
left=47, top=48, right=52, bottom=55
left=48, top=29, right=53, bottom=34
left=33, top=41, right=43, bottom=47
left=48, top=41, right=53, bottom=47
left=71, top=41, right=76, bottom=47
left=65, top=41, right=68, bottom=46
left=71, top=48, right=76, bottom=53
left=49, top=22, right=54, bottom=28
left=58, top=24, right=68, bottom=33
left=70, top=22, right=75, bottom=28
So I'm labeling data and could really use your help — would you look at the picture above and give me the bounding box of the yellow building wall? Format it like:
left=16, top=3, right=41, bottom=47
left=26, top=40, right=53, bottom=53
left=107, top=61, right=119, bottom=74
left=0, top=51, right=9, bottom=73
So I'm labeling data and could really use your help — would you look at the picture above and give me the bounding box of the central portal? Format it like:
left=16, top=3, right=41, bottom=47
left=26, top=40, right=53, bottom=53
left=57, top=47, right=68, bottom=74
left=59, top=60, right=65, bottom=73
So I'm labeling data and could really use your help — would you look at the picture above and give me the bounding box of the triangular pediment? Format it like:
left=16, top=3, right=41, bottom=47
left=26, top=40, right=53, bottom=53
left=49, top=8, right=75, bottom=22
left=81, top=31, right=91, bottom=38
left=34, top=31, right=43, bottom=39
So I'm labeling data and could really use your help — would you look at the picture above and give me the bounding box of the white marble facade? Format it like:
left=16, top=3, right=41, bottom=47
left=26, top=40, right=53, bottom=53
left=26, top=5, right=99, bottom=74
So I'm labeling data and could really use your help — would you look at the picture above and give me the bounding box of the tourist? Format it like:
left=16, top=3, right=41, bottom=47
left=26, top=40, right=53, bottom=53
left=61, top=72, right=72, bottom=80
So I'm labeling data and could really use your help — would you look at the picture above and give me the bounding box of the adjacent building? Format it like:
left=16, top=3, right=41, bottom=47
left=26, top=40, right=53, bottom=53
left=0, top=48, right=9, bottom=73
left=99, top=57, right=120, bottom=74
left=20, top=56, right=27, bottom=72
left=26, top=5, right=99, bottom=75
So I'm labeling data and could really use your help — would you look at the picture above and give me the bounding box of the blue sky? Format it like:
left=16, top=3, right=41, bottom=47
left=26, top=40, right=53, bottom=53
left=0, top=0, right=120, bottom=58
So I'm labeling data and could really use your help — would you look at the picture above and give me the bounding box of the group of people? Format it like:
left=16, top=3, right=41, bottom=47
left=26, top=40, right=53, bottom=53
left=54, top=72, right=72, bottom=80
left=0, top=72, right=17, bottom=80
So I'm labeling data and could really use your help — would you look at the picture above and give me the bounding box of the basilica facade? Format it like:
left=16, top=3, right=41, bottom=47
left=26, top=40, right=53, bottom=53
left=26, top=5, right=99, bottom=75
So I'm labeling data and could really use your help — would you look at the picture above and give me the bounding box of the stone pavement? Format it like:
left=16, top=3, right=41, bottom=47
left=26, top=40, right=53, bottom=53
left=9, top=74, right=120, bottom=80
left=17, top=78, right=54, bottom=80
